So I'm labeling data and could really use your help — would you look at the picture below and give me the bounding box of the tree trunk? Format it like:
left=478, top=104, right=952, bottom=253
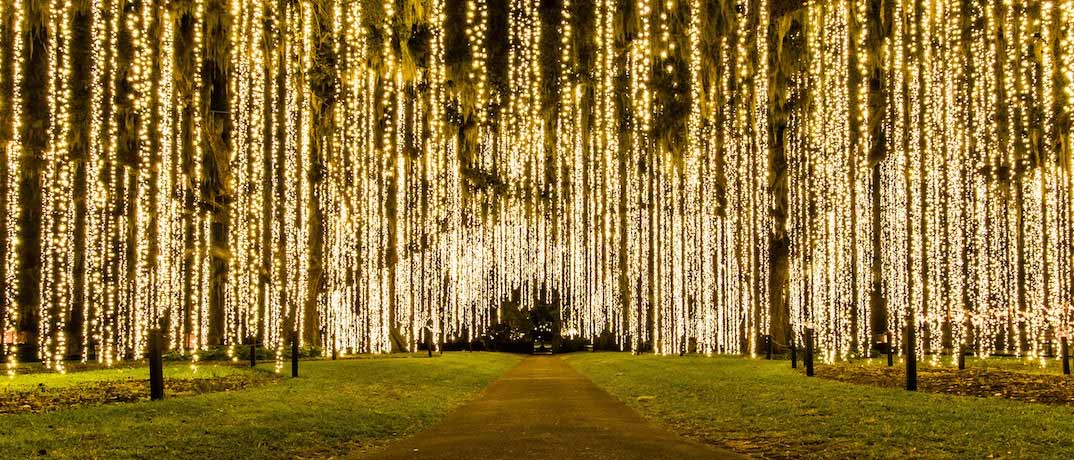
left=18, top=0, right=49, bottom=362
left=203, top=0, right=231, bottom=346
left=305, top=0, right=336, bottom=349
left=0, top=0, right=19, bottom=360
left=68, top=0, right=94, bottom=358
left=867, top=0, right=891, bottom=340
left=767, top=10, right=800, bottom=349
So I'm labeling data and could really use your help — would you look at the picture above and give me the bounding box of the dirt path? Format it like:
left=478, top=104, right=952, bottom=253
left=361, top=355, right=745, bottom=460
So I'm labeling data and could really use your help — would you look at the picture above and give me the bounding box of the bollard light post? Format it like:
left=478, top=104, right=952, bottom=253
left=1061, top=333, right=1070, bottom=376
left=148, top=329, right=165, bottom=401
left=291, top=333, right=300, bottom=378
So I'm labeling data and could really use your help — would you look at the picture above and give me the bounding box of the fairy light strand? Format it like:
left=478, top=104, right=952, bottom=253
left=0, top=0, right=1071, bottom=370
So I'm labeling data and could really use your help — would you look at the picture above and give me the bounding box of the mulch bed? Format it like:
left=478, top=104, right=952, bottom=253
left=0, top=374, right=279, bottom=414
left=806, top=363, right=1074, bottom=406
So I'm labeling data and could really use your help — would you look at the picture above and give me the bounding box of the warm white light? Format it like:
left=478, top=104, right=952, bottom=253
left=0, top=0, right=1071, bottom=371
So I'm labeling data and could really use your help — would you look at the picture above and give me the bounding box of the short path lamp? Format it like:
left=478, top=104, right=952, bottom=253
left=885, top=331, right=894, bottom=367
left=148, top=328, right=165, bottom=401
left=1060, top=329, right=1070, bottom=376
left=291, top=332, right=300, bottom=378
left=249, top=336, right=257, bottom=368
left=905, top=315, right=918, bottom=392
left=790, top=338, right=797, bottom=369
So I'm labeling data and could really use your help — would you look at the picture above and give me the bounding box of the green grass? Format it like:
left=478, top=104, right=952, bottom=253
left=565, top=352, right=1074, bottom=460
left=1, top=363, right=255, bottom=392
left=2, top=352, right=522, bottom=459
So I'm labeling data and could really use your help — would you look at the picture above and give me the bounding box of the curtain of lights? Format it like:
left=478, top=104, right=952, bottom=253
left=0, top=0, right=1072, bottom=374
left=786, top=0, right=1074, bottom=363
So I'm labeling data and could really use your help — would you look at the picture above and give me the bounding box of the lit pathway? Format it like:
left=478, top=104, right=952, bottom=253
left=361, top=355, right=745, bottom=460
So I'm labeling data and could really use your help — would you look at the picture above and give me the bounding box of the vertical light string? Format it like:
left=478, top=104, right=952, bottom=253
left=81, top=0, right=105, bottom=362
left=38, top=0, right=75, bottom=372
left=1059, top=1, right=1074, bottom=344
left=2, top=0, right=25, bottom=375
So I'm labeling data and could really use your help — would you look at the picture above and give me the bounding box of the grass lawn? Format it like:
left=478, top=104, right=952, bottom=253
left=4, top=352, right=522, bottom=459
left=1, top=363, right=255, bottom=392
left=565, top=353, right=1074, bottom=460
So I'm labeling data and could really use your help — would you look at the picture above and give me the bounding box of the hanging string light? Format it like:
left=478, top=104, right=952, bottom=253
left=0, top=0, right=1071, bottom=370
left=2, top=0, right=25, bottom=376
